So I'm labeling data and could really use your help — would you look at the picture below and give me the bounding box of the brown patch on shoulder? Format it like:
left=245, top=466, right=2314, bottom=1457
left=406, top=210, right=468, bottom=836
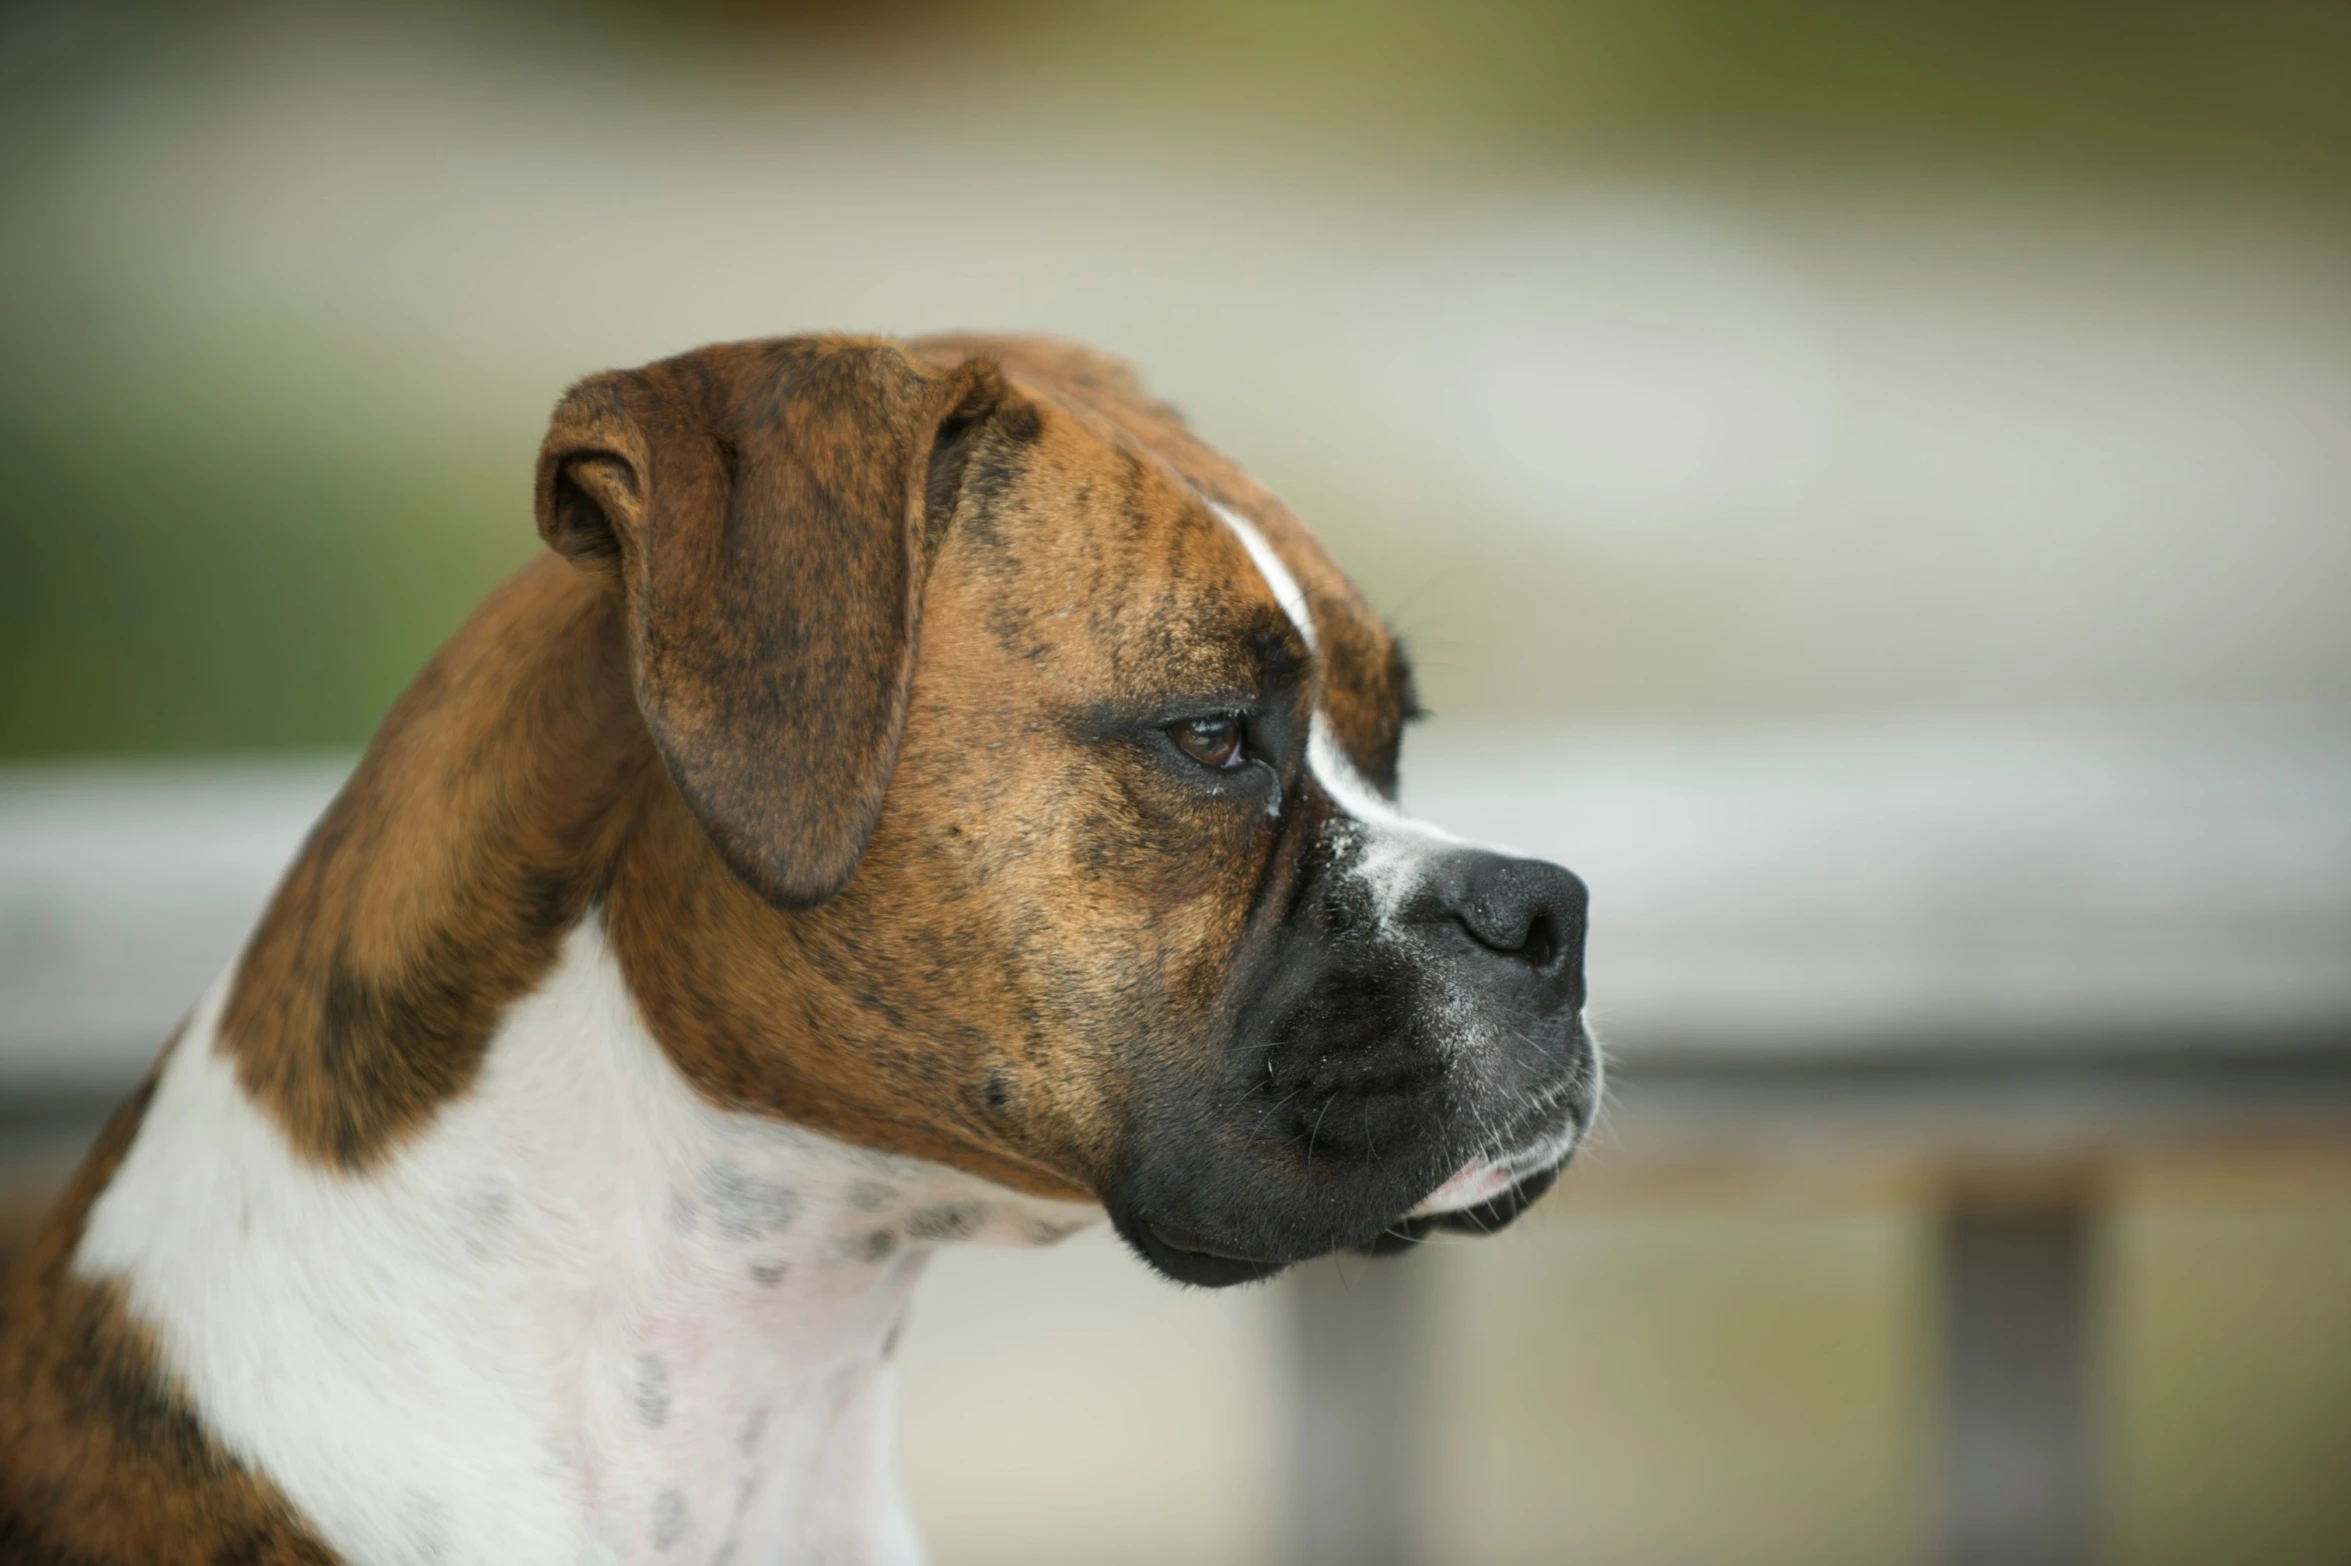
left=220, top=558, right=655, bottom=1169
left=0, top=1048, right=342, bottom=1563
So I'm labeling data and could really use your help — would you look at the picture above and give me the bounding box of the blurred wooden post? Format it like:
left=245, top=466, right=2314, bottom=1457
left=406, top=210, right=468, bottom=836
left=1940, top=1197, right=2096, bottom=1566
left=1290, top=1255, right=1426, bottom=1566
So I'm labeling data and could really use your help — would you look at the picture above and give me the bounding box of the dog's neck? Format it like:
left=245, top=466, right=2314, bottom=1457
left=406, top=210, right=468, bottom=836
left=81, top=919, right=1094, bottom=1566
left=71, top=560, right=1099, bottom=1565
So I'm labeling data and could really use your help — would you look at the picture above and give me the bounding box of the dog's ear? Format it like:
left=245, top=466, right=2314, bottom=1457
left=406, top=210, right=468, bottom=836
left=534, top=339, right=1009, bottom=908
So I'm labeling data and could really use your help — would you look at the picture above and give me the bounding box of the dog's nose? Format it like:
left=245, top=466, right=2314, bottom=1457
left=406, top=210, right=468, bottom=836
left=1419, top=849, right=1587, bottom=998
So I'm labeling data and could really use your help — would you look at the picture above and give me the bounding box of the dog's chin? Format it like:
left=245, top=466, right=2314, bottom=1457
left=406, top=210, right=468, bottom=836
left=1109, top=1178, right=1446, bottom=1288
left=1109, top=1065, right=1596, bottom=1287
left=1118, top=1214, right=1294, bottom=1288
left=1112, top=1147, right=1575, bottom=1287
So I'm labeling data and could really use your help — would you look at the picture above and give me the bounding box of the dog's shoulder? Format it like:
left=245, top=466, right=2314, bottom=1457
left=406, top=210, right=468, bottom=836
left=0, top=1045, right=340, bottom=1566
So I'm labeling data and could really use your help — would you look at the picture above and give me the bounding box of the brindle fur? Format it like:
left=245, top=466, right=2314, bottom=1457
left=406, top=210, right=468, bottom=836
left=0, top=1041, right=336, bottom=1564
left=216, top=333, right=1410, bottom=1197
left=0, top=333, right=1441, bottom=1558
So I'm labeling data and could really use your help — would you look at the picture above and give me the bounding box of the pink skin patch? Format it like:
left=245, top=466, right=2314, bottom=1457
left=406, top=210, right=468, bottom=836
left=1406, top=1157, right=1524, bottom=1217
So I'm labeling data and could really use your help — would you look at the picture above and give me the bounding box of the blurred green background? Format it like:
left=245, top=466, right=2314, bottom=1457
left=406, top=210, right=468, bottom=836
left=5, top=0, right=2347, bottom=756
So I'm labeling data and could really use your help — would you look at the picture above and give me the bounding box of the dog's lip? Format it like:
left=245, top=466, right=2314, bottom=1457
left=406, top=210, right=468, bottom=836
left=1125, top=1213, right=1292, bottom=1287
left=1135, top=1214, right=1279, bottom=1265
left=1405, top=1093, right=1588, bottom=1219
left=1407, top=1155, right=1529, bottom=1217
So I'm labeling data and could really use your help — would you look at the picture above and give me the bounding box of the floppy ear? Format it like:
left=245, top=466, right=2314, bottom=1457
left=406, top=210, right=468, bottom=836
left=534, top=338, right=1009, bottom=908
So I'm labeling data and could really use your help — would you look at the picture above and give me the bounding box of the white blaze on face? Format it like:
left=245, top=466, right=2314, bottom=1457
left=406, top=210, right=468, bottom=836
left=1209, top=501, right=1464, bottom=921
left=1210, top=501, right=1317, bottom=657
left=1211, top=500, right=1594, bottom=1215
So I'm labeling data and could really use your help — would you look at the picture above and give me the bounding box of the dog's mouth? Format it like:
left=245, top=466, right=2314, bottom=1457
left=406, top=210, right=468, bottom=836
left=1118, top=1135, right=1579, bottom=1286
left=1358, top=1160, right=1565, bottom=1255
left=1405, top=1100, right=1586, bottom=1220
left=1361, top=1074, right=1593, bottom=1253
left=1115, top=1039, right=1601, bottom=1287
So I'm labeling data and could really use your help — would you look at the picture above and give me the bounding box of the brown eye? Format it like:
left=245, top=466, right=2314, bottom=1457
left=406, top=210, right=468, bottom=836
left=1170, top=714, right=1246, bottom=770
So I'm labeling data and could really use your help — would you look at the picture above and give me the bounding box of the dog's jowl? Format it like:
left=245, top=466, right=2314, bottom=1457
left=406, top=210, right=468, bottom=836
left=0, top=335, right=1598, bottom=1564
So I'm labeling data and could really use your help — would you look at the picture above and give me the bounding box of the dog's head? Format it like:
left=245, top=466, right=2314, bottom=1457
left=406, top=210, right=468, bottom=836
left=537, top=335, right=1596, bottom=1285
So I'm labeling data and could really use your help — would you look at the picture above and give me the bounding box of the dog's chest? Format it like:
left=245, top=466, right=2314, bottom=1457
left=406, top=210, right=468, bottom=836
left=543, top=1248, right=924, bottom=1566
left=72, top=920, right=1093, bottom=1566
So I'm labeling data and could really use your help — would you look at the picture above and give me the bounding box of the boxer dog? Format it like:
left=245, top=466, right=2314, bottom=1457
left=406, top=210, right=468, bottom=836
left=0, top=334, right=1595, bottom=1564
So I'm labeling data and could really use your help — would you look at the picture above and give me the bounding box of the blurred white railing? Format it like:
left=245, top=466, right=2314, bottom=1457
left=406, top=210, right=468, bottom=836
left=1409, top=715, right=2351, bottom=1054
left=10, top=716, right=2348, bottom=1075
left=5, top=714, right=2350, bottom=1566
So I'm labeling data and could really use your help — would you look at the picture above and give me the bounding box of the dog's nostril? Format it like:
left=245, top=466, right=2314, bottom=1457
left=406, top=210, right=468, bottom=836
left=1460, top=905, right=1553, bottom=968
left=1520, top=912, right=1557, bottom=971
left=1438, top=852, right=1586, bottom=978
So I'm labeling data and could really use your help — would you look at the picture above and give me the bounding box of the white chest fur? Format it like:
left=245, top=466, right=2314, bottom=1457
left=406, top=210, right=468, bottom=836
left=75, top=918, right=1098, bottom=1566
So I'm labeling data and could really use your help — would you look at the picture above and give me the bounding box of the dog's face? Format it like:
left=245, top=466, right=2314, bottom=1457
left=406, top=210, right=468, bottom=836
left=539, top=335, right=1595, bottom=1285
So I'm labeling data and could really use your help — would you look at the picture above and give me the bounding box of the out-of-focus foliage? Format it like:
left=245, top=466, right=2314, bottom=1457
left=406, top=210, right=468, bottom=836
left=0, top=404, right=527, bottom=755
left=623, top=0, right=2351, bottom=194
left=1, top=0, right=2344, bottom=758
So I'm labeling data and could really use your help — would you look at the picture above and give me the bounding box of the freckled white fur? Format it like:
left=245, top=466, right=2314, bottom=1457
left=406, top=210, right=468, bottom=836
left=76, top=918, right=1097, bottom=1566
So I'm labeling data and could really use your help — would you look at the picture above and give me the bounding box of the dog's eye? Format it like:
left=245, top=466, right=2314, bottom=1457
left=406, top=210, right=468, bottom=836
left=1169, top=714, right=1247, bottom=771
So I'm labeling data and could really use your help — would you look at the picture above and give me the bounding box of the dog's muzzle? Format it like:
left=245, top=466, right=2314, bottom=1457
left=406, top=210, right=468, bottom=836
left=1105, top=839, right=1597, bottom=1286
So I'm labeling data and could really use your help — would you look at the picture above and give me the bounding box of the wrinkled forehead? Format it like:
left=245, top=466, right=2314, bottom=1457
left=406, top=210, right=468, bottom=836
left=952, top=421, right=1291, bottom=702
left=953, top=350, right=1407, bottom=771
